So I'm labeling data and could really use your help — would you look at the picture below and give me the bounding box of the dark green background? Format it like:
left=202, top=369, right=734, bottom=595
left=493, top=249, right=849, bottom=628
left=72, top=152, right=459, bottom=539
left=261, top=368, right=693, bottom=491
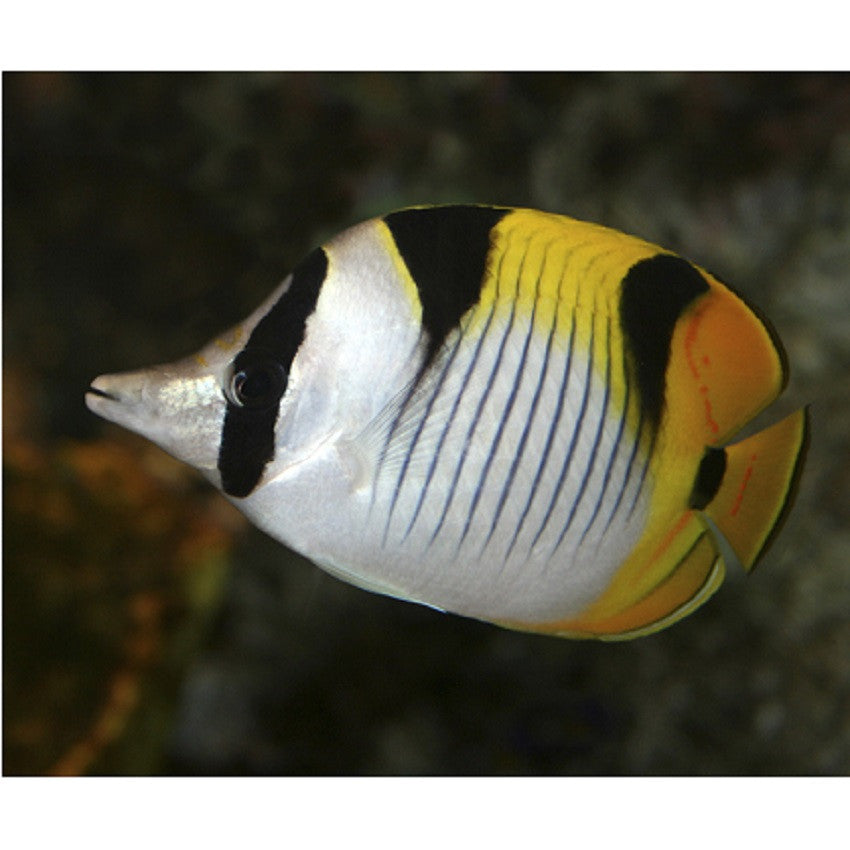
left=4, top=72, right=849, bottom=774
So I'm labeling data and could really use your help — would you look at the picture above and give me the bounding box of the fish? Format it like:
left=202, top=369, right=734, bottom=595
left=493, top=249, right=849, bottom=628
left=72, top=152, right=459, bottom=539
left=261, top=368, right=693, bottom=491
left=86, top=205, right=808, bottom=640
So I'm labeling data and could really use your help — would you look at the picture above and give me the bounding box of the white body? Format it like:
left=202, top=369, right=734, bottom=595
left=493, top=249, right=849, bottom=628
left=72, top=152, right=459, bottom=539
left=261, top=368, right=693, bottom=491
left=86, top=215, right=651, bottom=627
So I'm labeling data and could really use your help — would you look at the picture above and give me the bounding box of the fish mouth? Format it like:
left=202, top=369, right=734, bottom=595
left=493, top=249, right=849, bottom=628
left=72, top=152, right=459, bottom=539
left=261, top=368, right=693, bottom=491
left=86, top=384, right=119, bottom=401
left=84, top=369, right=225, bottom=473
left=85, top=373, right=138, bottom=420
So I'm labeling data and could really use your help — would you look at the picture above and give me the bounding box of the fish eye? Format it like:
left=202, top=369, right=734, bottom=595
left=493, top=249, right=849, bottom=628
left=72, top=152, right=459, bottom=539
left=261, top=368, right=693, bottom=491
left=226, top=357, right=287, bottom=409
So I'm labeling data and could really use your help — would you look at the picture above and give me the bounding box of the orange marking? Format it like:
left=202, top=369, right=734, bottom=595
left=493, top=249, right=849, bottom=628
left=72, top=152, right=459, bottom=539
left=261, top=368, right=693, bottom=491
left=684, top=310, right=704, bottom=380
left=683, top=305, right=721, bottom=437
left=214, top=326, right=244, bottom=351
left=703, top=395, right=720, bottom=438
left=730, top=453, right=758, bottom=517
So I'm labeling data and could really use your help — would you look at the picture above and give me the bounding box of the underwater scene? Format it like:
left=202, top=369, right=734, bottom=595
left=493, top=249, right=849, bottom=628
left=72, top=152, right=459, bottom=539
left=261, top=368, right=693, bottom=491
left=4, top=72, right=849, bottom=775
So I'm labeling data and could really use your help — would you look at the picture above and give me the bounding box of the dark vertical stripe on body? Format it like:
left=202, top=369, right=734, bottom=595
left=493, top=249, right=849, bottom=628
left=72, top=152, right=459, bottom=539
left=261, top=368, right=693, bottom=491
left=613, top=253, right=711, bottom=522
left=428, top=239, right=511, bottom=548
left=459, top=236, right=536, bottom=549
left=486, top=243, right=559, bottom=556
left=578, top=316, right=618, bottom=544
left=507, top=285, right=576, bottom=561
left=382, top=329, right=462, bottom=535
left=455, top=299, right=519, bottom=549
left=619, top=253, right=710, bottom=432
left=384, top=206, right=509, bottom=366
left=394, top=300, right=496, bottom=543
left=554, top=305, right=611, bottom=551
left=600, top=360, right=635, bottom=535
left=532, top=305, right=596, bottom=552
left=379, top=205, right=509, bottom=535
left=218, top=248, right=328, bottom=498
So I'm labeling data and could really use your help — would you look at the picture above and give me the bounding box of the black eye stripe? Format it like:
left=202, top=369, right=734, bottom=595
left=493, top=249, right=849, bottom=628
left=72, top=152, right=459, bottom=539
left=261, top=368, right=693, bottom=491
left=243, top=248, right=328, bottom=364
left=218, top=247, right=328, bottom=498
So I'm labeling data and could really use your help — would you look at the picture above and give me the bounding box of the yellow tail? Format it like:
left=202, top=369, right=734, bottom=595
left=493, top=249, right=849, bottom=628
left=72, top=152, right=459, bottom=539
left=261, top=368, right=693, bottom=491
left=703, top=407, right=809, bottom=571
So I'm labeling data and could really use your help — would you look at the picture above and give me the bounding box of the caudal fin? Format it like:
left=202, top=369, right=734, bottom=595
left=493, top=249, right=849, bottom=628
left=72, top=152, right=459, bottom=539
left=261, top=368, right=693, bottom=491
left=702, top=407, right=809, bottom=571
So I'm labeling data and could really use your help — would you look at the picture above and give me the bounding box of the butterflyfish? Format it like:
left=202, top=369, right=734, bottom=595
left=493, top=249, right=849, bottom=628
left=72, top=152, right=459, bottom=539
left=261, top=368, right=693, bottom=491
left=86, top=206, right=808, bottom=639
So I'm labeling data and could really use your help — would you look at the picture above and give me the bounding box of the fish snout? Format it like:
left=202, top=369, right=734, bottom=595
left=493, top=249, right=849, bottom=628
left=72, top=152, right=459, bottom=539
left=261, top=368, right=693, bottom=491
left=85, top=366, right=226, bottom=473
left=85, top=371, right=149, bottom=419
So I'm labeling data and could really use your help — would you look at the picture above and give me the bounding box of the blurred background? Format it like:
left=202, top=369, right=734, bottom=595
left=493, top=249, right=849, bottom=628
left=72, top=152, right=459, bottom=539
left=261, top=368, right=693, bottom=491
left=3, top=72, right=849, bottom=776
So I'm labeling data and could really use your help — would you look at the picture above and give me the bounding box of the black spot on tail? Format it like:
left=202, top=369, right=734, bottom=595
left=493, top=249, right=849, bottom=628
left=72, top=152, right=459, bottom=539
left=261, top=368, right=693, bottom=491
left=689, top=446, right=727, bottom=510
left=218, top=248, right=328, bottom=498
left=619, top=253, right=709, bottom=431
left=384, top=206, right=509, bottom=364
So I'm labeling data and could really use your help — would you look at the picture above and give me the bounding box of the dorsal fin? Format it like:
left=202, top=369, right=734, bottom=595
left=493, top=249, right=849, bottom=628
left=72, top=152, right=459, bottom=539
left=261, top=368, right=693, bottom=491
left=383, top=206, right=509, bottom=365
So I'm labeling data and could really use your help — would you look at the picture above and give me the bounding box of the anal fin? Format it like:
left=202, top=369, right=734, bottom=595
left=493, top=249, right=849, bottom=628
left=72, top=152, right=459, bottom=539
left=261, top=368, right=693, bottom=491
left=544, top=532, right=724, bottom=640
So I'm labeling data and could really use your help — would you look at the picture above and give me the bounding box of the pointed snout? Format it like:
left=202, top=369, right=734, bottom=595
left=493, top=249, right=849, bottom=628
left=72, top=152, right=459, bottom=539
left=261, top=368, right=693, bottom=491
left=86, top=361, right=226, bottom=472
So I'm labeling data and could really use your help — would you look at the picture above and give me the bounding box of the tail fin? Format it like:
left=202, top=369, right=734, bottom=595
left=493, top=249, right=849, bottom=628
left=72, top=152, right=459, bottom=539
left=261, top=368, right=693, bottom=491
left=702, top=407, right=809, bottom=571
